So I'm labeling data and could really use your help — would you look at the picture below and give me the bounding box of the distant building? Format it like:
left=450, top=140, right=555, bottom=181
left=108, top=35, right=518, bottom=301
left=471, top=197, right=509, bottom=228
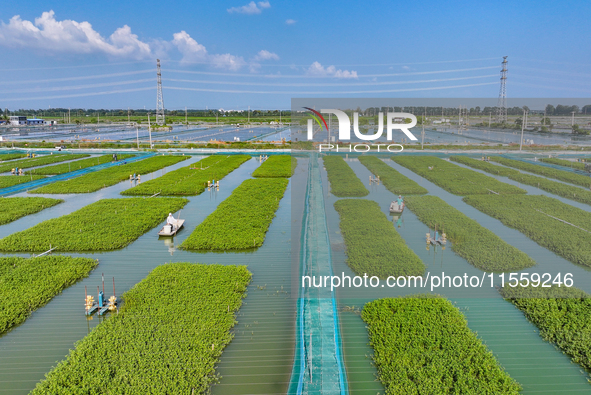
left=9, top=116, right=27, bottom=125
left=27, top=118, right=45, bottom=125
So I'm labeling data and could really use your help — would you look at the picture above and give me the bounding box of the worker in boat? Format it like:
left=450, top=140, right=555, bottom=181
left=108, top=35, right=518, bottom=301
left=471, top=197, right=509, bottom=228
left=167, top=213, right=176, bottom=229
left=397, top=195, right=404, bottom=206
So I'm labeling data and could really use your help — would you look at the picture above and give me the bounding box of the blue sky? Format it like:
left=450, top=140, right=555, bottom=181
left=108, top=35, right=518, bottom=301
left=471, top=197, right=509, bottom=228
left=0, top=0, right=590, bottom=110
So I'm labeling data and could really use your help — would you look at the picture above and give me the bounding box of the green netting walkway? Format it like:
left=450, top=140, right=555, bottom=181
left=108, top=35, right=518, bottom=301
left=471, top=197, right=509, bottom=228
left=288, top=153, right=348, bottom=395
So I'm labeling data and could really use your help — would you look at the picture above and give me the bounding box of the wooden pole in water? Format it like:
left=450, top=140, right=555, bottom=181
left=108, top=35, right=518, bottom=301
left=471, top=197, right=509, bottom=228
left=102, top=273, right=104, bottom=294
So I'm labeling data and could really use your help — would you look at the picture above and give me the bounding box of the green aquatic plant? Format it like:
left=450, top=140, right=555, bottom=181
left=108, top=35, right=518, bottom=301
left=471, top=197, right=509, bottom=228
left=0, top=197, right=63, bottom=225
left=393, top=156, right=526, bottom=195
left=323, top=156, right=369, bottom=197
left=0, top=154, right=89, bottom=173
left=0, top=256, right=97, bottom=334
left=181, top=178, right=288, bottom=250
left=405, top=195, right=535, bottom=272
left=362, top=296, right=521, bottom=394
left=122, top=155, right=250, bottom=196
left=0, top=197, right=188, bottom=252
left=30, top=154, right=135, bottom=175
left=539, top=157, right=587, bottom=170
left=358, top=155, right=428, bottom=194
left=491, top=156, right=591, bottom=188
left=334, top=199, right=425, bottom=278
left=0, top=175, right=45, bottom=188
left=500, top=285, right=591, bottom=376
left=509, top=172, right=591, bottom=205
left=252, top=155, right=297, bottom=177
left=464, top=194, right=591, bottom=267
left=30, top=263, right=251, bottom=395
left=449, top=155, right=519, bottom=176
left=452, top=155, right=591, bottom=206
left=30, top=155, right=188, bottom=194
left=0, top=153, right=28, bottom=162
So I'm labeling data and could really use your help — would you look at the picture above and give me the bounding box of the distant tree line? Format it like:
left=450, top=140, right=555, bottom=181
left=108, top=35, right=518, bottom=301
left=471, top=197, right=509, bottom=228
left=357, top=105, right=591, bottom=117
left=0, top=108, right=292, bottom=118
left=2, top=105, right=590, bottom=119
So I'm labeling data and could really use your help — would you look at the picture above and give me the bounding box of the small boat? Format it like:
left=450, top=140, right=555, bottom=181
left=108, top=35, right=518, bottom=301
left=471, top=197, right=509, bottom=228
left=158, top=219, right=185, bottom=236
left=389, top=200, right=404, bottom=214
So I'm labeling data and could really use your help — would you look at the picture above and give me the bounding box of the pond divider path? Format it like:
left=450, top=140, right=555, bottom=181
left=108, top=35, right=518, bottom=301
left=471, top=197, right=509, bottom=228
left=289, top=153, right=348, bottom=395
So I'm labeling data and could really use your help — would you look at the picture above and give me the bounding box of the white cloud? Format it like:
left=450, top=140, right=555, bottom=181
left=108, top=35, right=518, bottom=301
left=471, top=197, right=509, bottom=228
left=210, top=53, right=246, bottom=70
left=249, top=50, right=279, bottom=72
left=402, top=65, right=410, bottom=70
left=254, top=50, right=279, bottom=61
left=285, top=19, right=296, bottom=25
left=0, top=11, right=280, bottom=74
left=306, top=61, right=358, bottom=79
left=227, top=1, right=271, bottom=15
left=172, top=30, right=245, bottom=70
left=172, top=31, right=207, bottom=61
left=0, top=11, right=152, bottom=59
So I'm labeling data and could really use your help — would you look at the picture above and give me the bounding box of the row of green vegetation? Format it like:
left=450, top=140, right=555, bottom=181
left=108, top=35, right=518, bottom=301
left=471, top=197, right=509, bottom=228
left=0, top=154, right=89, bottom=173
left=449, top=156, right=518, bottom=176
left=30, top=155, right=188, bottom=194
left=252, top=155, right=297, bottom=178
left=362, top=296, right=521, bottom=394
left=490, top=156, right=591, bottom=188
left=0, top=197, right=188, bottom=252
left=500, top=285, right=591, bottom=377
left=509, top=172, right=591, bottom=205
left=448, top=155, right=591, bottom=206
left=358, top=156, right=428, bottom=195
left=30, top=154, right=135, bottom=175
left=31, top=263, right=251, bottom=395
left=393, top=156, right=526, bottom=195
left=181, top=178, right=288, bottom=250
left=122, top=155, right=250, bottom=196
left=0, top=153, right=28, bottom=162
left=334, top=199, right=424, bottom=278
left=539, top=157, right=587, bottom=170
left=464, top=195, right=591, bottom=268
left=405, top=196, right=535, bottom=272
left=0, top=197, right=63, bottom=225
left=0, top=175, right=45, bottom=188
left=322, top=156, right=369, bottom=197
left=0, top=256, right=97, bottom=335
